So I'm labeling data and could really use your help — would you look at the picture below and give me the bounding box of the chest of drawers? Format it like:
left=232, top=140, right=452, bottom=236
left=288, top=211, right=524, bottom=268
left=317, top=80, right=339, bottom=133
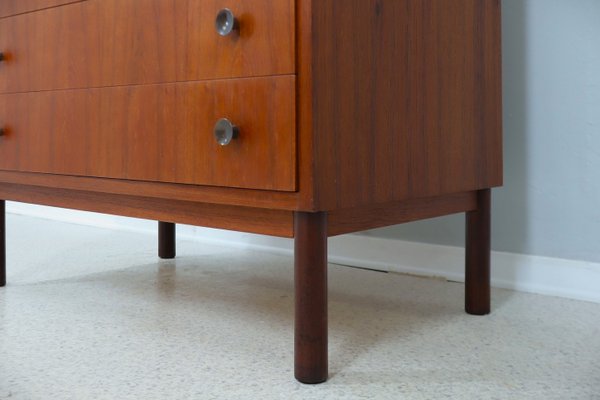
left=0, top=0, right=502, bottom=384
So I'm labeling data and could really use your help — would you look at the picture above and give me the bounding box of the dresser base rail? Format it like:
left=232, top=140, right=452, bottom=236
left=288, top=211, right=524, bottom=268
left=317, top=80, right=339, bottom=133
left=0, top=183, right=294, bottom=237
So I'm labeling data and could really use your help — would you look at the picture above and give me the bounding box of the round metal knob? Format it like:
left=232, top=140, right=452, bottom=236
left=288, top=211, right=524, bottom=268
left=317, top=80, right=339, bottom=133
left=215, top=9, right=238, bottom=36
left=214, top=118, right=239, bottom=146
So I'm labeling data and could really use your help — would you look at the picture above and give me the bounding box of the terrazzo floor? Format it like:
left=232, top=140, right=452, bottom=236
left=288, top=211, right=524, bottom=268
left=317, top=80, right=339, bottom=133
left=1, top=214, right=599, bottom=399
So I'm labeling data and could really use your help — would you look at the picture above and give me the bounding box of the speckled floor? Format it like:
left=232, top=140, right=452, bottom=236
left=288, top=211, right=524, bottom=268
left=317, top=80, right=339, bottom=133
left=0, top=214, right=599, bottom=400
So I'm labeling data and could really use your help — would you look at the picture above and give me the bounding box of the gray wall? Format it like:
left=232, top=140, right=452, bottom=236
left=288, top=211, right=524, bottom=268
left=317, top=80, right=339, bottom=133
left=362, top=0, right=600, bottom=263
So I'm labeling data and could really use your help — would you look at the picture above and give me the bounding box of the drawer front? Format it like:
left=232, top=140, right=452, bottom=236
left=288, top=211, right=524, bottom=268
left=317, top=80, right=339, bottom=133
left=0, top=76, right=296, bottom=191
left=0, top=0, right=80, bottom=17
left=0, top=0, right=295, bottom=93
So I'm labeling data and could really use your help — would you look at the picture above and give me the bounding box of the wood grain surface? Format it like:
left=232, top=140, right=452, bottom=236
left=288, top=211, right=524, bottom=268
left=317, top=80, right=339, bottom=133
left=0, top=183, right=294, bottom=237
left=0, top=76, right=296, bottom=191
left=0, top=0, right=83, bottom=18
left=0, top=0, right=503, bottom=218
left=0, top=170, right=301, bottom=210
left=0, top=0, right=295, bottom=92
left=304, top=0, right=503, bottom=210
left=327, top=191, right=477, bottom=237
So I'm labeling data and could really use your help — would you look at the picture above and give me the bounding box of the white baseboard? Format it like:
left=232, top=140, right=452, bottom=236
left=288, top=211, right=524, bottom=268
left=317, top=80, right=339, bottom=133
left=7, top=202, right=600, bottom=304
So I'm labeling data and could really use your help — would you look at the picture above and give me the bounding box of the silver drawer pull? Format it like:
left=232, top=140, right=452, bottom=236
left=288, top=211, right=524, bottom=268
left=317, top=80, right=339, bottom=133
left=214, top=118, right=239, bottom=146
left=215, top=9, right=238, bottom=36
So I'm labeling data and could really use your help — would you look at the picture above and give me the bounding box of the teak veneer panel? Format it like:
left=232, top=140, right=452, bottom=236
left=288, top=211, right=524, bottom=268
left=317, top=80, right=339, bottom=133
left=305, top=0, right=503, bottom=210
left=0, top=183, right=294, bottom=237
left=0, top=0, right=82, bottom=18
left=327, top=191, right=478, bottom=237
left=0, top=170, right=301, bottom=210
left=0, top=76, right=296, bottom=191
left=0, top=0, right=295, bottom=93
left=0, top=181, right=479, bottom=239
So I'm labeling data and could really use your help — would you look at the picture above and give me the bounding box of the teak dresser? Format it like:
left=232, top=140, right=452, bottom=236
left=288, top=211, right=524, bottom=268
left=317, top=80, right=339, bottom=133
left=0, top=0, right=502, bottom=384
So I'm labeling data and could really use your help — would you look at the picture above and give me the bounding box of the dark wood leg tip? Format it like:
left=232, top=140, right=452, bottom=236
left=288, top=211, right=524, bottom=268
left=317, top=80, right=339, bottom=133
left=158, top=221, right=176, bottom=259
left=159, top=252, right=176, bottom=260
left=295, top=370, right=328, bottom=384
left=465, top=305, right=491, bottom=316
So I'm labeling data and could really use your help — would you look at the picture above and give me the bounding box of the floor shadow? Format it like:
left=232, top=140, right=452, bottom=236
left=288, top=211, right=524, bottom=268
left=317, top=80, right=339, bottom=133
left=53, top=253, right=480, bottom=373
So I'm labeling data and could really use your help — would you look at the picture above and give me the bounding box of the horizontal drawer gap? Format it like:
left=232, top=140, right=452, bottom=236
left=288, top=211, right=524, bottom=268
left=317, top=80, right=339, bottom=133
left=0, top=73, right=297, bottom=96
left=1, top=169, right=298, bottom=194
left=0, top=0, right=87, bottom=19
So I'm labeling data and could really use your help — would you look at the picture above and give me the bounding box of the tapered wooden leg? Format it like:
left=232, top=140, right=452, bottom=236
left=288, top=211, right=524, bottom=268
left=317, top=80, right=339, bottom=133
left=294, top=211, right=328, bottom=384
left=1, top=200, right=5, bottom=287
left=158, top=221, right=176, bottom=259
left=465, top=189, right=491, bottom=315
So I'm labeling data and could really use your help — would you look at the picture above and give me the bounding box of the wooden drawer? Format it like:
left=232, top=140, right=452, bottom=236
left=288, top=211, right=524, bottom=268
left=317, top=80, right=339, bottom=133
left=0, top=0, right=80, bottom=17
left=0, top=0, right=295, bottom=93
left=0, top=76, right=296, bottom=191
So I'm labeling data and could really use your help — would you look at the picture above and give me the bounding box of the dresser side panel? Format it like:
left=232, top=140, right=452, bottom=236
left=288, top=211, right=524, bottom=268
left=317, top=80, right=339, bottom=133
left=310, top=0, right=503, bottom=210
